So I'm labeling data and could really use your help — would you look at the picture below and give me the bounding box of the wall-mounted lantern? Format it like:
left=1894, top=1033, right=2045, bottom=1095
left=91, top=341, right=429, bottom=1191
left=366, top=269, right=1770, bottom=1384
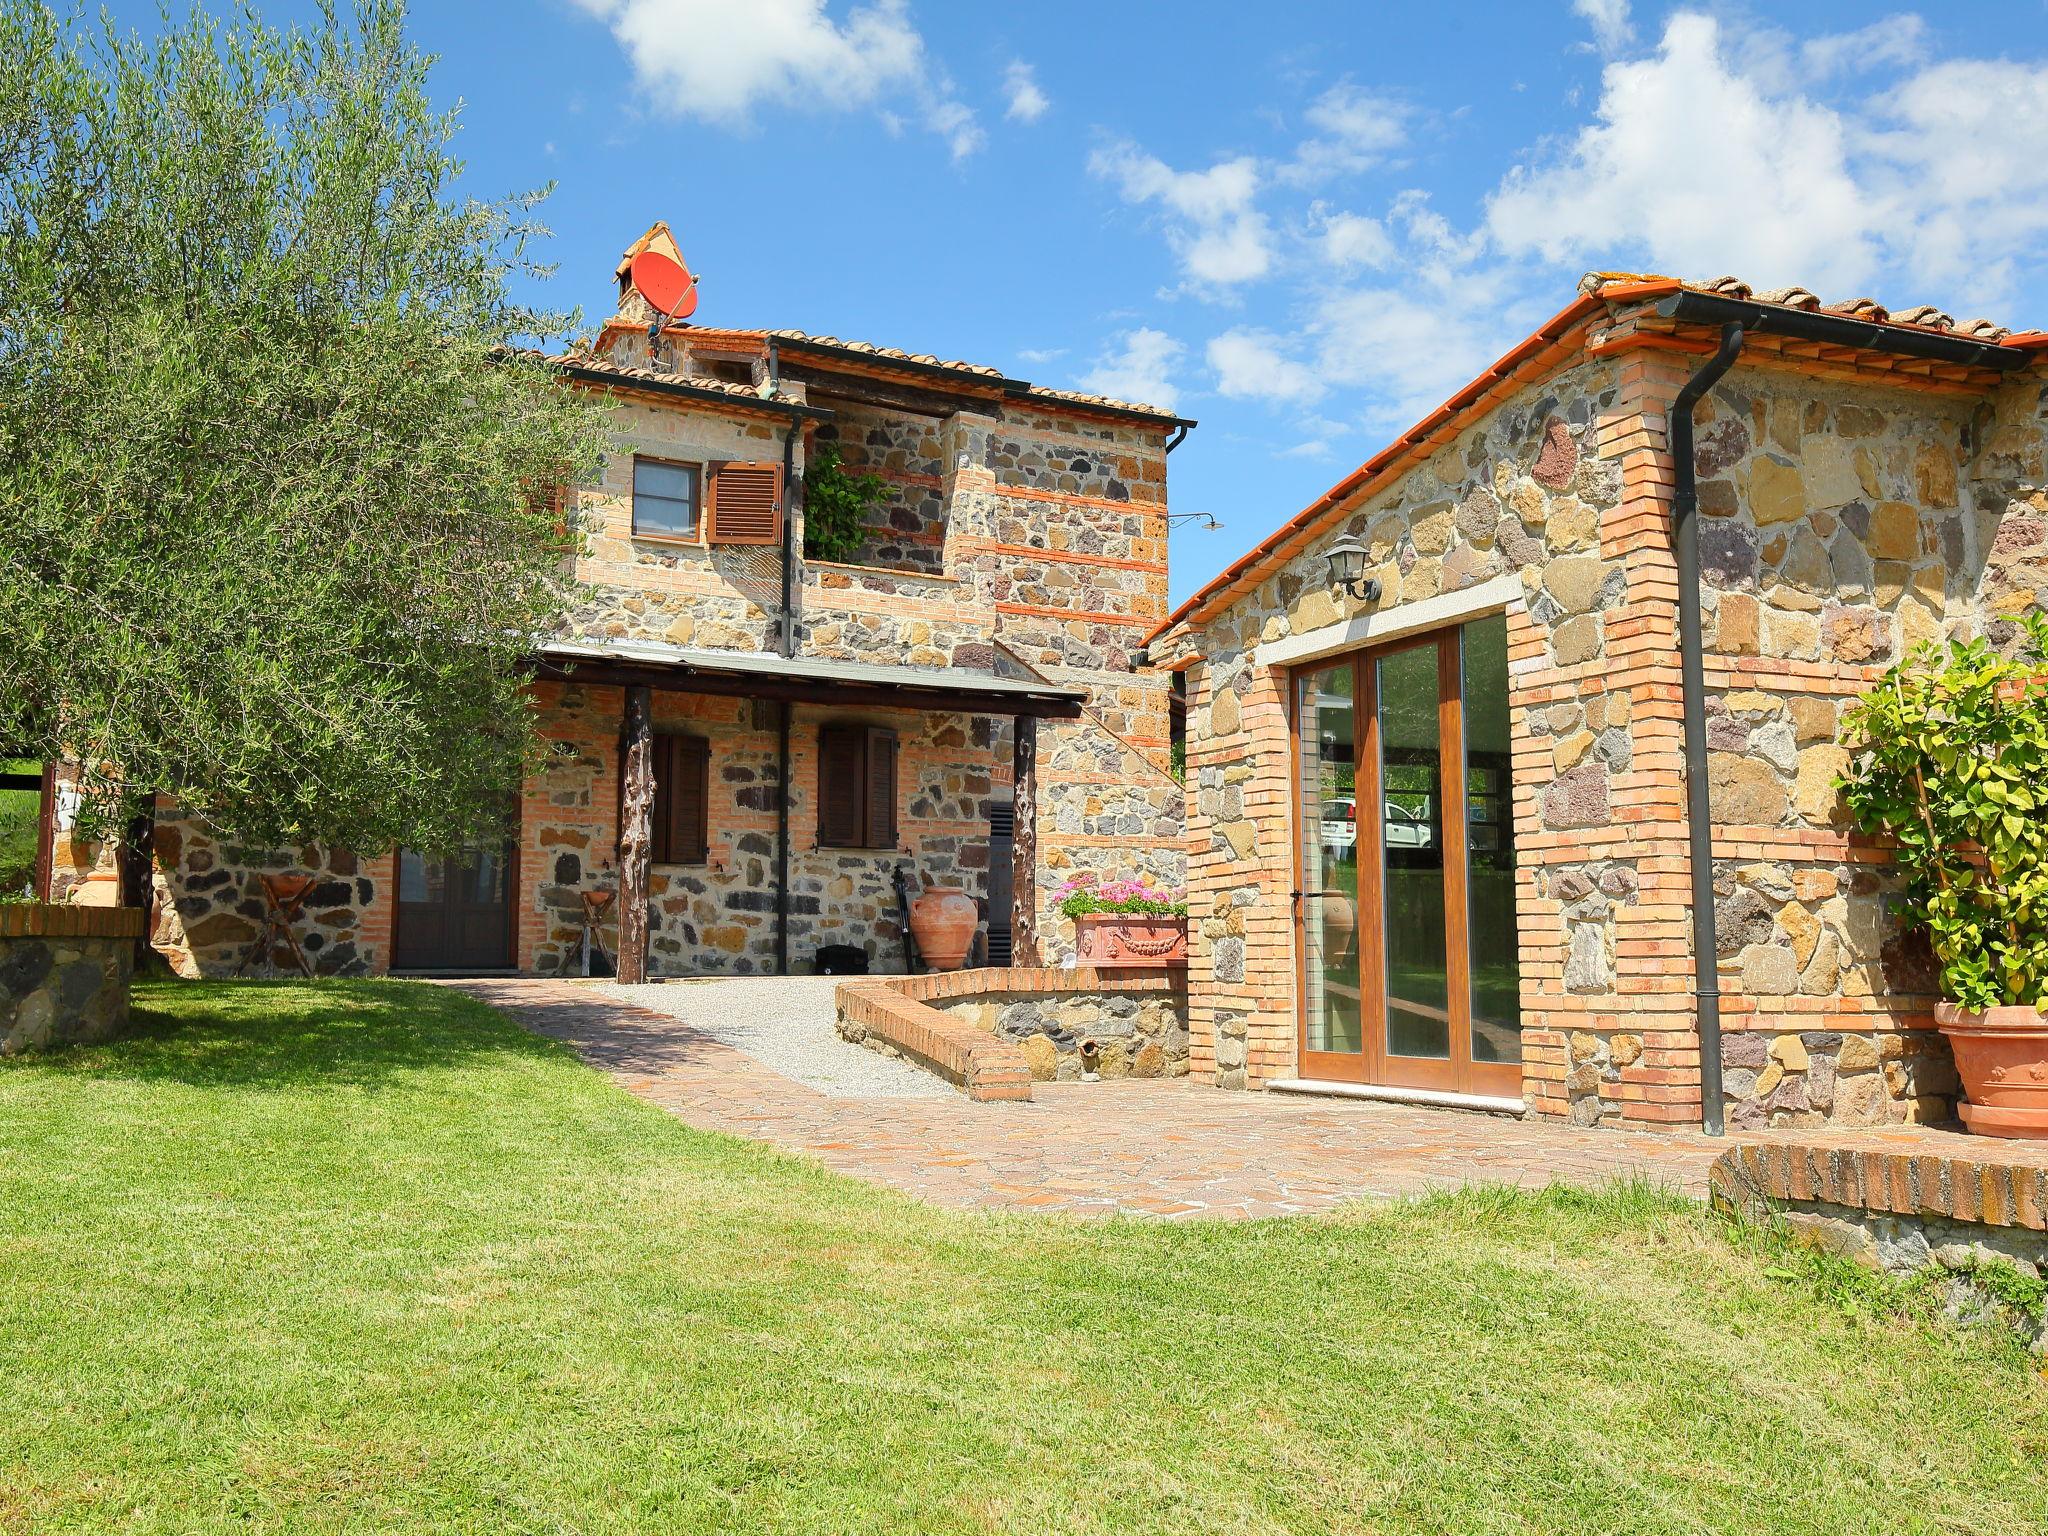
left=1325, top=537, right=1381, bottom=603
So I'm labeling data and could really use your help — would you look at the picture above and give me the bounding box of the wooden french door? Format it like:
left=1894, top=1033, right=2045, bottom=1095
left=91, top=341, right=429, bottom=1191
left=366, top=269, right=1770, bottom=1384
left=1293, top=614, right=1521, bottom=1097
left=393, top=839, right=517, bottom=972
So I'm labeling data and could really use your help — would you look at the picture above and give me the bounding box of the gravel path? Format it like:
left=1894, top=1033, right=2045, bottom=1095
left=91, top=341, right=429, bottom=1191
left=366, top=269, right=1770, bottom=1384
left=595, top=977, right=954, bottom=1100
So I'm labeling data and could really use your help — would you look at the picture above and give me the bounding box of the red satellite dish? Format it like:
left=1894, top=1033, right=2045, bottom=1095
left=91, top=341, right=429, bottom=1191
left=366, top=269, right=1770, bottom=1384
left=630, top=248, right=698, bottom=321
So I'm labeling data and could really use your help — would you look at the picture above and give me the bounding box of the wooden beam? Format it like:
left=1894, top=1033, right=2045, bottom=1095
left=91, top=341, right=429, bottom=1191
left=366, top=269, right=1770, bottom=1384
left=616, top=685, right=654, bottom=986
left=531, top=657, right=1084, bottom=720
left=1010, top=715, right=1040, bottom=967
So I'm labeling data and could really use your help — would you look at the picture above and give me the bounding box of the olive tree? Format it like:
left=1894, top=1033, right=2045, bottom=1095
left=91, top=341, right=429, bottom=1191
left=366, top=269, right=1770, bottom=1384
left=0, top=0, right=609, bottom=885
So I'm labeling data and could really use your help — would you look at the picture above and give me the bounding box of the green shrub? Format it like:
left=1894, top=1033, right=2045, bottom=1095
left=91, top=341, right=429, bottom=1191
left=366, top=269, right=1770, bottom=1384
left=1838, top=612, right=2048, bottom=1009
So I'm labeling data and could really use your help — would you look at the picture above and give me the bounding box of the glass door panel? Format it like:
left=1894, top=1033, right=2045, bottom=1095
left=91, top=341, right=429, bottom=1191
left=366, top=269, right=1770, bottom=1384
left=1462, top=617, right=1523, bottom=1074
left=1293, top=612, right=1523, bottom=1099
left=1297, top=660, right=1363, bottom=1069
left=1376, top=643, right=1452, bottom=1072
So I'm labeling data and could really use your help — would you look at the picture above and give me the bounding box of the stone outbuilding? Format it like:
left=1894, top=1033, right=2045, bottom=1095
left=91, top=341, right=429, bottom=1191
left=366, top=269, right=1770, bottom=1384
left=1149, top=274, right=2048, bottom=1133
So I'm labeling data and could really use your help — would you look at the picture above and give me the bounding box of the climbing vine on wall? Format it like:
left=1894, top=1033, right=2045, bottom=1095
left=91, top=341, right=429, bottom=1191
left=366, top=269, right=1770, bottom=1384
left=802, top=444, right=886, bottom=565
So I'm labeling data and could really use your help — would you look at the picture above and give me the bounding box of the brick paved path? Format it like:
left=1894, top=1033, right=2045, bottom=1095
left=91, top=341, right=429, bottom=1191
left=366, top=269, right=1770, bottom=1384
left=454, top=978, right=1727, bottom=1219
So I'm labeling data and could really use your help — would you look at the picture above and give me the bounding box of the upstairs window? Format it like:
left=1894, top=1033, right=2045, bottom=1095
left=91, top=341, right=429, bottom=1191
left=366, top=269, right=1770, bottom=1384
left=632, top=457, right=701, bottom=541
left=817, top=725, right=898, bottom=849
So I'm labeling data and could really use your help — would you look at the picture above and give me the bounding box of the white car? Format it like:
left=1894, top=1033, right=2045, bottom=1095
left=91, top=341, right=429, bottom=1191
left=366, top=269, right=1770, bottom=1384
left=1320, top=798, right=1434, bottom=852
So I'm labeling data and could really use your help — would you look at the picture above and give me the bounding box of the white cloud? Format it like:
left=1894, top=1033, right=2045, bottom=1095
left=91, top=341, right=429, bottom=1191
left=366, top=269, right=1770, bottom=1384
left=1282, top=84, right=1409, bottom=184
left=1016, top=345, right=1067, bottom=365
left=1090, top=142, right=1275, bottom=289
left=1208, top=329, right=1323, bottom=403
left=1316, top=210, right=1396, bottom=271
left=1487, top=13, right=1878, bottom=293
left=572, top=0, right=981, bottom=157
left=1488, top=11, right=2048, bottom=311
left=1572, top=0, right=1634, bottom=55
left=1076, top=327, right=1185, bottom=409
left=1799, top=15, right=1928, bottom=79
left=1003, top=61, right=1049, bottom=123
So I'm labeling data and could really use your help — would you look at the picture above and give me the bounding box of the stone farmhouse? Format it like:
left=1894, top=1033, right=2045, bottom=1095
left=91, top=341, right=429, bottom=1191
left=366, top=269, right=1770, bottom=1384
left=1149, top=274, right=2048, bottom=1134
left=42, top=223, right=1190, bottom=981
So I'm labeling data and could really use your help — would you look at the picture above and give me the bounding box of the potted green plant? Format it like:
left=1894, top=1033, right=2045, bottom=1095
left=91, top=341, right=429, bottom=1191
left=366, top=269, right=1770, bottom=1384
left=1839, top=612, right=2048, bottom=1139
left=1055, top=873, right=1188, bottom=968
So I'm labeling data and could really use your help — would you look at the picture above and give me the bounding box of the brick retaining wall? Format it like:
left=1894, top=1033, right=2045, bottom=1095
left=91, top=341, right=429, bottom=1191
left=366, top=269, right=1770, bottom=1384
left=835, top=965, right=1187, bottom=1101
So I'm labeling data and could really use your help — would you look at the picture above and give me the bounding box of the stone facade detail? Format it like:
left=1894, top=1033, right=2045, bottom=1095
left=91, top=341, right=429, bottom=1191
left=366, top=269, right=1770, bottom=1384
left=1152, top=283, right=2048, bottom=1131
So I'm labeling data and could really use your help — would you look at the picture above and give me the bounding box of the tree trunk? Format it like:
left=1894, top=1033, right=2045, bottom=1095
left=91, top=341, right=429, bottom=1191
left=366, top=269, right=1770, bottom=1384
left=617, top=685, right=654, bottom=985
left=1010, top=715, right=1039, bottom=968
left=115, top=801, right=156, bottom=969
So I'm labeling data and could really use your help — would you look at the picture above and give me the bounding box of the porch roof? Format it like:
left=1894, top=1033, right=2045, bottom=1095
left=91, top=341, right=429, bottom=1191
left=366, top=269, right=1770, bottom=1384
left=534, top=638, right=1087, bottom=719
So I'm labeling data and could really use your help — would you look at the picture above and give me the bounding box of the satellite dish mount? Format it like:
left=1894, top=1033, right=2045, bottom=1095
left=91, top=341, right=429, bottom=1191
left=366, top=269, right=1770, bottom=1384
left=631, top=247, right=699, bottom=361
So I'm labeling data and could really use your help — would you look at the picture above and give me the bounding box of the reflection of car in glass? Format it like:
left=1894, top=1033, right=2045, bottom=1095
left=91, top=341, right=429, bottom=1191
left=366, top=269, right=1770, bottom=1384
left=1321, top=797, right=1358, bottom=852
left=1320, top=797, right=1436, bottom=853
left=1384, top=800, right=1432, bottom=848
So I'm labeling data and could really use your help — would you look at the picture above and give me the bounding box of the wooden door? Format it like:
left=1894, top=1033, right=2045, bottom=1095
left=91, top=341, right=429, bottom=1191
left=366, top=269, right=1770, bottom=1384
left=394, top=840, right=516, bottom=972
left=1292, top=614, right=1521, bottom=1098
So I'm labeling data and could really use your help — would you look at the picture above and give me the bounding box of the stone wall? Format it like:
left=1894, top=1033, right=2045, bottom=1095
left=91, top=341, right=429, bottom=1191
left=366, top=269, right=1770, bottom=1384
left=1691, top=366, right=2048, bottom=1129
left=0, top=904, right=142, bottom=1053
left=809, top=403, right=947, bottom=573
left=834, top=965, right=1186, bottom=1097
left=933, top=978, right=1189, bottom=1081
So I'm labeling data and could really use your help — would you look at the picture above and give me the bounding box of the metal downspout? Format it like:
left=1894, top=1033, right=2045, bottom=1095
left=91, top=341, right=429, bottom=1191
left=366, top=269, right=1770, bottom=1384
left=1670, top=321, right=1745, bottom=1136
left=774, top=393, right=797, bottom=975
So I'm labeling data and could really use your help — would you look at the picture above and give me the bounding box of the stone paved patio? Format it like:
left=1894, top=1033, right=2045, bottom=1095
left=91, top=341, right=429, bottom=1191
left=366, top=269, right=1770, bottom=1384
left=454, top=978, right=1730, bottom=1217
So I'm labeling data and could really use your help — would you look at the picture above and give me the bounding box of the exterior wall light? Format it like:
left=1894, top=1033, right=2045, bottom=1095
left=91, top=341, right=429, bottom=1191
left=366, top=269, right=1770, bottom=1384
left=1325, top=537, right=1381, bottom=602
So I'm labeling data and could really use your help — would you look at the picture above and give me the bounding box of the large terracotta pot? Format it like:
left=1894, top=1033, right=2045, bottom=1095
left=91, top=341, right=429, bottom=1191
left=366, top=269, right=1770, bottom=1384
left=909, top=886, right=978, bottom=971
left=1935, top=1002, right=2048, bottom=1140
left=1073, top=912, right=1188, bottom=969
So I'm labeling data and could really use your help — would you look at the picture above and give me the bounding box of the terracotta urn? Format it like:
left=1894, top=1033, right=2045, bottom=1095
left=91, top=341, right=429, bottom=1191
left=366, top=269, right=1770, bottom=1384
left=1320, top=893, right=1356, bottom=959
left=909, top=886, right=978, bottom=971
left=1073, top=912, right=1188, bottom=969
left=1935, top=1002, right=2048, bottom=1140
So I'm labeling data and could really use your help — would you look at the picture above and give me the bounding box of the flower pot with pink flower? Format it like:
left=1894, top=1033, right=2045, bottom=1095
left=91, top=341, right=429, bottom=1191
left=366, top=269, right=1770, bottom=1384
left=1054, top=873, right=1188, bottom=969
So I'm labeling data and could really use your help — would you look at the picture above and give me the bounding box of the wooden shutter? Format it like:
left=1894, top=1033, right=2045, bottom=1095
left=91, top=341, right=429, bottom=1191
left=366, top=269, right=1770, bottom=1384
left=865, top=728, right=898, bottom=850
left=649, top=736, right=710, bottom=865
left=706, top=461, right=783, bottom=545
left=818, top=726, right=864, bottom=847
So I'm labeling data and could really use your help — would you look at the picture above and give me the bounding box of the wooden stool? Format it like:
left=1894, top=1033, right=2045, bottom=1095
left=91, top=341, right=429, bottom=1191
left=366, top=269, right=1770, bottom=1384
left=579, top=888, right=616, bottom=977
left=236, top=873, right=316, bottom=979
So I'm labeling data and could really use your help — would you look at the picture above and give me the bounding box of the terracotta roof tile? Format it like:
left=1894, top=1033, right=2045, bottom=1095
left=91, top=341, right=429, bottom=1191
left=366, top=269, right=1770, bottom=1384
left=763, top=327, right=1184, bottom=419
left=1585, top=274, right=2021, bottom=342
left=1755, top=285, right=1823, bottom=310
left=518, top=346, right=792, bottom=405
left=1890, top=304, right=1955, bottom=330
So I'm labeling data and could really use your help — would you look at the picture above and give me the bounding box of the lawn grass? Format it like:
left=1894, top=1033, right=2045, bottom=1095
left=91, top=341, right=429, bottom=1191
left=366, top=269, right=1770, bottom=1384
left=3, top=979, right=2045, bottom=1535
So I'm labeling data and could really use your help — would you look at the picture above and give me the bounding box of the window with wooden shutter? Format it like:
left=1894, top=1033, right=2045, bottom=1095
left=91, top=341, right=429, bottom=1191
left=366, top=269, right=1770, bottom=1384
left=865, top=729, right=898, bottom=850
left=706, top=460, right=783, bottom=545
left=817, top=726, right=865, bottom=847
left=817, top=724, right=898, bottom=848
left=650, top=734, right=710, bottom=865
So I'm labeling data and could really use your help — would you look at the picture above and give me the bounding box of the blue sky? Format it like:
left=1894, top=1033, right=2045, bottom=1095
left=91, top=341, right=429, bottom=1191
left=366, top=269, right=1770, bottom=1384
left=112, top=0, right=2048, bottom=604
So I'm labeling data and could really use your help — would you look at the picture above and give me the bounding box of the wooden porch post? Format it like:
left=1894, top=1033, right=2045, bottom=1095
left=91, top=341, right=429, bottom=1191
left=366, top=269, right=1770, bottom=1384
left=1010, top=714, right=1039, bottom=968
left=617, top=684, right=654, bottom=985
